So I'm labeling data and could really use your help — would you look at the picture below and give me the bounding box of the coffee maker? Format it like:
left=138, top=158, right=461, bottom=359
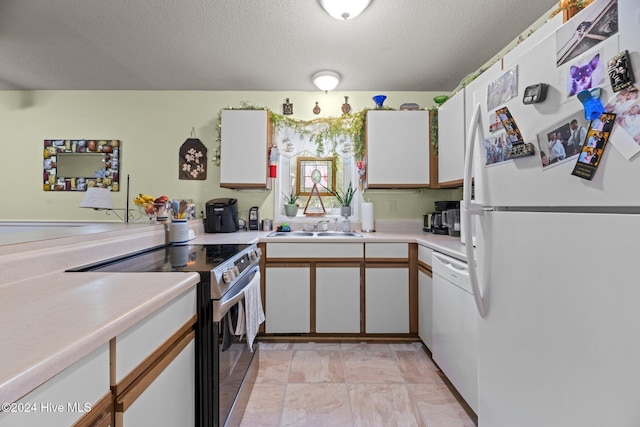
left=430, top=201, right=460, bottom=235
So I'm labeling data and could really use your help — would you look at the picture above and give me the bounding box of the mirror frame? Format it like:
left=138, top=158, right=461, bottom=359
left=43, top=139, right=121, bottom=191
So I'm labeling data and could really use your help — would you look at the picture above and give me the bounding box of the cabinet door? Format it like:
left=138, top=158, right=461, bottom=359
left=119, top=334, right=195, bottom=427
left=365, top=267, right=409, bottom=333
left=0, top=344, right=109, bottom=427
left=265, top=266, right=310, bottom=333
left=316, top=266, right=360, bottom=333
left=366, top=110, right=431, bottom=188
left=418, top=268, right=433, bottom=349
left=437, top=89, right=465, bottom=187
left=114, top=288, right=196, bottom=387
left=220, top=110, right=270, bottom=189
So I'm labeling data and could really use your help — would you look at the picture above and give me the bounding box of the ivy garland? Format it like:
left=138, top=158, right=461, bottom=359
left=269, top=109, right=367, bottom=159
left=213, top=103, right=443, bottom=164
left=429, top=108, right=438, bottom=156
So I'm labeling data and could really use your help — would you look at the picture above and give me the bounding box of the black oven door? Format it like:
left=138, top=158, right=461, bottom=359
left=212, top=267, right=260, bottom=427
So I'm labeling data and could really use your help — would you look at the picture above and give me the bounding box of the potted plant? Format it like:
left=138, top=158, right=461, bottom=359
left=324, top=182, right=357, bottom=217
left=282, top=189, right=300, bottom=217
left=550, top=0, right=594, bottom=20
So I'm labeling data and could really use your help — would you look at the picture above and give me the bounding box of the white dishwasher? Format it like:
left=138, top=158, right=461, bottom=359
left=432, top=252, right=478, bottom=414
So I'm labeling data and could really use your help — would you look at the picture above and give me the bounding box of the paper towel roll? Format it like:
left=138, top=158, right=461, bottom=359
left=361, top=202, right=375, bottom=232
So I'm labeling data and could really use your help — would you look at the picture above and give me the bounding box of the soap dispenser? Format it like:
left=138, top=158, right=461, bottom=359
left=341, top=215, right=350, bottom=232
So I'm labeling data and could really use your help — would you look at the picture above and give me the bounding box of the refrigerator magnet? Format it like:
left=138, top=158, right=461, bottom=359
left=571, top=112, right=616, bottom=180
left=608, top=50, right=635, bottom=93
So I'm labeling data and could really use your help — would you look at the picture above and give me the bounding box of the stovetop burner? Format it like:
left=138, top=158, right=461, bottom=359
left=68, top=243, right=251, bottom=277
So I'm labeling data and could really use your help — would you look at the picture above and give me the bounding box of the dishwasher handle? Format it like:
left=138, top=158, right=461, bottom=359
left=432, top=252, right=472, bottom=293
left=433, top=252, right=469, bottom=275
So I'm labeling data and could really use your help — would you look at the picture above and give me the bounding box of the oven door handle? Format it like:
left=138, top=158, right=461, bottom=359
left=213, top=268, right=260, bottom=322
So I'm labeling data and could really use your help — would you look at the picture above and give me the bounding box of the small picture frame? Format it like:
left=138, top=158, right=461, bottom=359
left=283, top=98, right=293, bottom=115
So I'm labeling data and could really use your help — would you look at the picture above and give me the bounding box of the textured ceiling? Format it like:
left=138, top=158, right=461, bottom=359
left=0, top=0, right=558, bottom=91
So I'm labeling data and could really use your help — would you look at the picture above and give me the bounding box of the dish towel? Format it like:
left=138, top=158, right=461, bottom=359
left=234, top=299, right=246, bottom=338
left=223, top=304, right=239, bottom=351
left=241, top=271, right=264, bottom=352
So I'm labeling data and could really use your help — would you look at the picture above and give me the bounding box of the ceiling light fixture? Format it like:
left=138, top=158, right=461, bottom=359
left=318, top=0, right=372, bottom=20
left=312, top=71, right=341, bottom=92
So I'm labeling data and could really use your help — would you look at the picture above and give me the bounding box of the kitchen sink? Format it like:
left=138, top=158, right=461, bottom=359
left=315, top=232, right=363, bottom=237
left=266, top=231, right=315, bottom=237
left=266, top=231, right=362, bottom=238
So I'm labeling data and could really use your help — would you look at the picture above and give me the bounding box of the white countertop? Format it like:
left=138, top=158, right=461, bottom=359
left=0, top=271, right=199, bottom=406
left=191, top=229, right=467, bottom=261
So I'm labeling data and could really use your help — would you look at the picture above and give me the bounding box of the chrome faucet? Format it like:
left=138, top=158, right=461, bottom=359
left=313, top=220, right=330, bottom=231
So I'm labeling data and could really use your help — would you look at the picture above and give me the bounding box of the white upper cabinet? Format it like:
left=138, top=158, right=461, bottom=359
left=366, top=110, right=432, bottom=188
left=437, top=89, right=465, bottom=187
left=220, top=109, right=271, bottom=189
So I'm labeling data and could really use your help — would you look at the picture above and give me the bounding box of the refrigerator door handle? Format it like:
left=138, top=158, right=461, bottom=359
left=463, top=104, right=487, bottom=318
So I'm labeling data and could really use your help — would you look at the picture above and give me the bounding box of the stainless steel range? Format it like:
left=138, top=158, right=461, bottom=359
left=69, top=243, right=262, bottom=427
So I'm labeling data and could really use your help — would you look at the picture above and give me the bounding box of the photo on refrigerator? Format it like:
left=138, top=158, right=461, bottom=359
left=487, top=66, right=518, bottom=111
left=483, top=130, right=513, bottom=167
left=565, top=50, right=605, bottom=97
left=555, top=0, right=618, bottom=67
left=536, top=111, right=589, bottom=169
left=607, top=84, right=640, bottom=145
left=572, top=112, right=616, bottom=180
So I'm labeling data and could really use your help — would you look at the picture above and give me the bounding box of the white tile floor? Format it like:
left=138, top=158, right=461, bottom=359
left=240, top=342, right=476, bottom=427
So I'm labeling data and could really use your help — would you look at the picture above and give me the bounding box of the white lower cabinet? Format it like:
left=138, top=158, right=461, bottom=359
left=265, top=266, right=310, bottom=333
left=418, top=268, right=433, bottom=349
left=113, top=287, right=197, bottom=426
left=316, top=266, right=360, bottom=333
left=0, top=344, right=110, bottom=427
left=365, top=267, right=409, bottom=333
left=118, top=337, right=195, bottom=427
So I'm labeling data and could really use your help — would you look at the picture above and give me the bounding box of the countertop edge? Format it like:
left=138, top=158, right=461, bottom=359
left=191, top=230, right=466, bottom=260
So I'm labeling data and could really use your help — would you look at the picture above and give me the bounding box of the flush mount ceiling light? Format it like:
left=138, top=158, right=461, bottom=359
left=312, top=71, right=341, bottom=92
left=318, top=0, right=372, bottom=20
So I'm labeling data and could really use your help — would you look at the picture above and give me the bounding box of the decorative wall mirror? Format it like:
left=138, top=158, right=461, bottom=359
left=43, top=139, right=121, bottom=191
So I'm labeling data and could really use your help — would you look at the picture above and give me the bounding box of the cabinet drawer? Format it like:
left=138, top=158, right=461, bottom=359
left=113, top=287, right=196, bottom=385
left=418, top=245, right=433, bottom=266
left=267, top=243, right=363, bottom=259
left=365, top=243, right=408, bottom=259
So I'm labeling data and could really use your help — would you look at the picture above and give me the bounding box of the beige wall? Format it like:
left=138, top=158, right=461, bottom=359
left=0, top=90, right=461, bottom=223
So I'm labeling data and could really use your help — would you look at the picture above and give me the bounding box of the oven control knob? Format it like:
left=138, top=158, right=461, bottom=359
left=222, top=271, right=232, bottom=284
left=254, top=248, right=262, bottom=258
left=233, top=266, right=240, bottom=276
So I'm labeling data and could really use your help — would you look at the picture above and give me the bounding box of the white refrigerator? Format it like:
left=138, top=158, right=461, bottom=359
left=462, top=0, right=640, bottom=425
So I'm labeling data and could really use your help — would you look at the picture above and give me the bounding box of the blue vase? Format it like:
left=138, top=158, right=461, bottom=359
left=372, top=95, right=387, bottom=109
